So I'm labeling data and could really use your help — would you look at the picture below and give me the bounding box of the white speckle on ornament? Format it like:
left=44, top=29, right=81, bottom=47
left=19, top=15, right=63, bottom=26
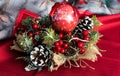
left=50, top=2, right=79, bottom=33
left=66, top=15, right=73, bottom=23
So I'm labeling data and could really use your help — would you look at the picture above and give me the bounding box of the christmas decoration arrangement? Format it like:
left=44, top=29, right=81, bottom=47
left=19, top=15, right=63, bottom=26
left=11, top=2, right=103, bottom=72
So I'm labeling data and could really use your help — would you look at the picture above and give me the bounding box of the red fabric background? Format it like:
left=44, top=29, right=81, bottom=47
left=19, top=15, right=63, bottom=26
left=0, top=14, right=120, bottom=76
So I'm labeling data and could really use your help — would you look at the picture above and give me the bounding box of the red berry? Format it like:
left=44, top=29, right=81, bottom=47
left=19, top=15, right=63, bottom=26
left=53, top=47, right=57, bottom=52
left=54, top=41, right=60, bottom=47
left=35, top=31, right=40, bottom=35
left=16, top=27, right=21, bottom=31
left=16, top=26, right=25, bottom=32
left=60, top=48, right=65, bottom=54
left=58, top=40, right=63, bottom=45
left=83, top=30, right=88, bottom=36
left=59, top=33, right=63, bottom=39
left=33, top=39, right=37, bottom=45
left=56, top=46, right=61, bottom=52
left=42, top=25, right=46, bottom=28
left=28, top=32, right=33, bottom=37
left=63, top=43, right=68, bottom=48
left=74, top=36, right=79, bottom=43
left=32, top=24, right=38, bottom=29
left=79, top=48, right=85, bottom=54
left=77, top=42, right=84, bottom=48
left=84, top=36, right=89, bottom=41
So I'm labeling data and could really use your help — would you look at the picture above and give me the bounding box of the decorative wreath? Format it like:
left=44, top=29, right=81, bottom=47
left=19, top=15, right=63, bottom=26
left=11, top=2, right=103, bottom=72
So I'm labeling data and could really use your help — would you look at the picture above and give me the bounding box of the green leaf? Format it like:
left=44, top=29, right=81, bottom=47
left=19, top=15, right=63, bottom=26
left=21, top=17, right=32, bottom=26
left=38, top=16, right=51, bottom=27
left=89, top=31, right=102, bottom=44
left=42, top=28, right=59, bottom=48
left=34, top=35, right=40, bottom=41
left=18, top=33, right=33, bottom=52
left=92, top=16, right=102, bottom=26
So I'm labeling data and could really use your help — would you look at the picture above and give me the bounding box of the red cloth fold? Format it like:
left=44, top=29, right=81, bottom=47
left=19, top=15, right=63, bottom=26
left=0, top=14, right=120, bottom=76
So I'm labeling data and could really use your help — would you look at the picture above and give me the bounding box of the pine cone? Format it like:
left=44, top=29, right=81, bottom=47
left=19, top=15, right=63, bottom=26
left=30, top=45, right=51, bottom=67
left=74, top=16, right=93, bottom=33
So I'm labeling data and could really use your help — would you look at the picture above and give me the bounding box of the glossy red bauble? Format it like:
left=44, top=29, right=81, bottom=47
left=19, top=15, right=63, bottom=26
left=50, top=2, right=79, bottom=33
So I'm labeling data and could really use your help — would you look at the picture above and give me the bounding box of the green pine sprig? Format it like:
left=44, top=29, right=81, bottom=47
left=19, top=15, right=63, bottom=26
left=38, top=16, right=51, bottom=27
left=18, top=32, right=33, bottom=52
left=42, top=28, right=60, bottom=48
left=89, top=31, right=102, bottom=44
left=21, top=17, right=33, bottom=26
left=92, top=16, right=102, bottom=26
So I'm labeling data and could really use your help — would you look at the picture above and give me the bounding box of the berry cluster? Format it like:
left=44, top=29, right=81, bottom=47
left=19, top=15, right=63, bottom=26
left=74, top=30, right=89, bottom=54
left=53, top=33, right=69, bottom=54
left=17, top=20, right=43, bottom=46
left=53, top=40, right=68, bottom=54
left=28, top=24, right=40, bottom=37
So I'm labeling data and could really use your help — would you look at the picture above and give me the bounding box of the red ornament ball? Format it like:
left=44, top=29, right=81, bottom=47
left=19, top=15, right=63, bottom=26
left=50, top=2, right=79, bottom=33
